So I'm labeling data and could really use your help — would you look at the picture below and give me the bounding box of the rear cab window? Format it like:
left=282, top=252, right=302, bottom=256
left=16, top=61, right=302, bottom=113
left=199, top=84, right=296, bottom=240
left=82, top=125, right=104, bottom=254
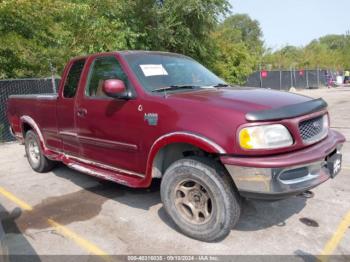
left=63, top=59, right=86, bottom=98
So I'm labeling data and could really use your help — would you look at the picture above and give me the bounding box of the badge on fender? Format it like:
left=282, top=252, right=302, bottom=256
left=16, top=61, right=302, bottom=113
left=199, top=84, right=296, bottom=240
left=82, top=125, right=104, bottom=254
left=144, top=113, right=158, bottom=126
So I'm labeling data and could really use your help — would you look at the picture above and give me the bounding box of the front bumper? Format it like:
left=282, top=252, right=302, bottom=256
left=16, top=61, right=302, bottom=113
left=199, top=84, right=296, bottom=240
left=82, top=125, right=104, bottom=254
left=220, top=130, right=345, bottom=200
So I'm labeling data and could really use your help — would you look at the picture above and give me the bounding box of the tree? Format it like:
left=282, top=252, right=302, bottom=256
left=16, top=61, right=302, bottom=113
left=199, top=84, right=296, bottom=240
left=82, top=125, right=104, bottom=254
left=209, top=14, right=264, bottom=84
left=211, top=41, right=256, bottom=84
left=262, top=33, right=350, bottom=70
left=263, top=45, right=304, bottom=69
left=214, top=14, right=264, bottom=55
left=118, top=0, right=231, bottom=62
left=0, top=0, right=231, bottom=78
left=0, top=0, right=134, bottom=78
left=0, top=0, right=60, bottom=78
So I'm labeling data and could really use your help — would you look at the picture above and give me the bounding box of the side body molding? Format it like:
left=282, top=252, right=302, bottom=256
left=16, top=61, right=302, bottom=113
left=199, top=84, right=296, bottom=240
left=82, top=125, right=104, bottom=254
left=17, top=120, right=227, bottom=188
left=142, top=131, right=226, bottom=187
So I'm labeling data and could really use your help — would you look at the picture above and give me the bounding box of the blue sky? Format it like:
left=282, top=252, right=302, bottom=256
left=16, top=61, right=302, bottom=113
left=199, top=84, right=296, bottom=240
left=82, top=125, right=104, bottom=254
left=229, top=0, right=350, bottom=49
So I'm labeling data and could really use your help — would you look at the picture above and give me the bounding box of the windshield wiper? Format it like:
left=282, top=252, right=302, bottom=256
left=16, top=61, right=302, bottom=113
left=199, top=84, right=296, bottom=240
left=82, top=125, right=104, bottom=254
left=213, top=83, right=230, bottom=88
left=152, top=85, right=199, bottom=93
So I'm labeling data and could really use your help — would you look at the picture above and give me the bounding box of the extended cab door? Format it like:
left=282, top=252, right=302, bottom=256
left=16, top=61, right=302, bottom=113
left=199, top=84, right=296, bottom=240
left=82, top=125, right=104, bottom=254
left=57, top=58, right=86, bottom=157
left=75, top=55, right=143, bottom=174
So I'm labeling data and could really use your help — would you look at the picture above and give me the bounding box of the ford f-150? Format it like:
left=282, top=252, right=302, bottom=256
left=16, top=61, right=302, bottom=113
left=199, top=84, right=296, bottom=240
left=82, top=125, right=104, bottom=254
left=7, top=51, right=345, bottom=241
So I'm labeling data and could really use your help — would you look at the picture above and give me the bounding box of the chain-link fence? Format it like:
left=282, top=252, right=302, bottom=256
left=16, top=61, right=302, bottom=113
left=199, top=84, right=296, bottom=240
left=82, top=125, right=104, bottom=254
left=246, top=69, right=333, bottom=90
left=0, top=78, right=59, bottom=143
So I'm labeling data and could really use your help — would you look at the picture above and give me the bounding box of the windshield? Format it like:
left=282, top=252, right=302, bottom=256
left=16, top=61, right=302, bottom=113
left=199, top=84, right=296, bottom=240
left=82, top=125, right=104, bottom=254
left=123, top=52, right=226, bottom=92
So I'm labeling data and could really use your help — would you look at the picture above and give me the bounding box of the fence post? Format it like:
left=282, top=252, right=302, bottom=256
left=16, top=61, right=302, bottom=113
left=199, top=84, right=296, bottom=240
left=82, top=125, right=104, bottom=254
left=259, top=65, right=262, bottom=88
left=306, top=69, right=309, bottom=88
left=317, top=66, right=320, bottom=87
left=290, top=67, right=293, bottom=88
left=279, top=69, right=282, bottom=90
left=293, top=67, right=296, bottom=88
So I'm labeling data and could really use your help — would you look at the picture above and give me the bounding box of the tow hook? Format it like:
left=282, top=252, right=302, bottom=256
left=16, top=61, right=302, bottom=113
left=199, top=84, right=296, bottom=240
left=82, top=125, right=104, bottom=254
left=298, top=190, right=314, bottom=199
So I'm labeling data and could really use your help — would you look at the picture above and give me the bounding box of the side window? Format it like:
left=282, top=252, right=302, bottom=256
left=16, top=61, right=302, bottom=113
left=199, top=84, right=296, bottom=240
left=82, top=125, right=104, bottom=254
left=63, top=59, right=86, bottom=98
left=86, top=56, right=128, bottom=97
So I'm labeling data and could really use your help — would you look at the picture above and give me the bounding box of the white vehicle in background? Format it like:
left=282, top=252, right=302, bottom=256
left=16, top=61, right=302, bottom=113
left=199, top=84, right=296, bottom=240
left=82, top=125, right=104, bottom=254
left=336, top=75, right=343, bottom=86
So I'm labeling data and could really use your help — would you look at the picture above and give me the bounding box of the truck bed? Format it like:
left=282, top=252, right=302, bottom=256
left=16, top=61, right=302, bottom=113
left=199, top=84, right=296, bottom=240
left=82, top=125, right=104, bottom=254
left=7, top=94, right=61, bottom=150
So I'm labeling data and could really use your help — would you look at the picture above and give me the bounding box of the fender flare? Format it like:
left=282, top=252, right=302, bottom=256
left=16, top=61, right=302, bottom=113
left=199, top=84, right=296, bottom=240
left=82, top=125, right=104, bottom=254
left=20, top=115, right=48, bottom=151
left=143, top=131, right=226, bottom=186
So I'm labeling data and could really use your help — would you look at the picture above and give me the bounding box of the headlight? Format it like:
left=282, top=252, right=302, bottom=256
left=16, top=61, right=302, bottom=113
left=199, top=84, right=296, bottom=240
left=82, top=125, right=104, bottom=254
left=239, top=124, right=293, bottom=149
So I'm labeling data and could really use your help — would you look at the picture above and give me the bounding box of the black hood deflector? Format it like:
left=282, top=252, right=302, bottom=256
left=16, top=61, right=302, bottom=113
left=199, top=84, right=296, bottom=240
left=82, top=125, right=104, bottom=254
left=246, top=98, right=328, bottom=122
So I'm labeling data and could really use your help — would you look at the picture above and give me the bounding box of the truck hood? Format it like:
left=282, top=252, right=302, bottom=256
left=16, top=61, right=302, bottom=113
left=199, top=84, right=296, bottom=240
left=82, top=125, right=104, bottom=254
left=169, top=88, right=313, bottom=116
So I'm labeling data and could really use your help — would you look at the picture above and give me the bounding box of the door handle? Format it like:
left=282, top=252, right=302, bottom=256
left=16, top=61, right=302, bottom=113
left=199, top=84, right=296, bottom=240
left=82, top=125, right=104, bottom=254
left=77, top=108, right=87, bottom=117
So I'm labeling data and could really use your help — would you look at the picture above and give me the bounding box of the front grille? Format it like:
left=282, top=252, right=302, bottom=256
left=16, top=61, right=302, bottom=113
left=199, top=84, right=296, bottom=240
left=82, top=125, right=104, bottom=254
left=299, top=115, right=328, bottom=144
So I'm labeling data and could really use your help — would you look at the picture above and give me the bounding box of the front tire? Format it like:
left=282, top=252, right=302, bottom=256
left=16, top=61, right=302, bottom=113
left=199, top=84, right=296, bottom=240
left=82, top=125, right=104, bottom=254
left=160, top=157, right=241, bottom=242
left=24, top=130, right=55, bottom=173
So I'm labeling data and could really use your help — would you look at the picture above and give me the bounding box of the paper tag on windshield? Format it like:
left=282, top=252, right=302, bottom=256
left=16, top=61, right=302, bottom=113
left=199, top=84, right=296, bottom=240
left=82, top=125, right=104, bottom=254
left=140, top=64, right=168, bottom=77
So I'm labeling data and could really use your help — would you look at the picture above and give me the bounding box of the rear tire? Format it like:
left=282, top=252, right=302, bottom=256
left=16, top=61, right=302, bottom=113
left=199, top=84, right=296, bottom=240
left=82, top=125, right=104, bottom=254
left=24, top=130, right=55, bottom=173
left=160, top=157, right=241, bottom=242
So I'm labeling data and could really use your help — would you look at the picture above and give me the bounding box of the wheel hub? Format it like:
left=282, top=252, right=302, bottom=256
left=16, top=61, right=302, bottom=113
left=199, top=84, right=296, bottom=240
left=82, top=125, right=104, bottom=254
left=189, top=190, right=205, bottom=207
left=174, top=179, right=213, bottom=224
left=28, top=139, right=40, bottom=164
left=192, top=193, right=201, bottom=203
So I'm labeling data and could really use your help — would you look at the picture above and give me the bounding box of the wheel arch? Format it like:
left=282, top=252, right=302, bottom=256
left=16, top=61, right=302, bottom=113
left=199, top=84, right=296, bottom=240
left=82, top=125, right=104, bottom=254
left=20, top=116, right=47, bottom=151
left=144, top=132, right=227, bottom=186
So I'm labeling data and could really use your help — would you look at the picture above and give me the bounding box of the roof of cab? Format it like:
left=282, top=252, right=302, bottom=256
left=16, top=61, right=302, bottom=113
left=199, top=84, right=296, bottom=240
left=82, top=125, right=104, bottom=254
left=119, top=50, right=186, bottom=57
left=70, top=50, right=187, bottom=61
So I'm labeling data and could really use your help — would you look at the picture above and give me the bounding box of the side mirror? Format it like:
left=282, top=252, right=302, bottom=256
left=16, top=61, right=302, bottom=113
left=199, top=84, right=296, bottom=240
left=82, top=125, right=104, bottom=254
left=102, top=79, right=127, bottom=98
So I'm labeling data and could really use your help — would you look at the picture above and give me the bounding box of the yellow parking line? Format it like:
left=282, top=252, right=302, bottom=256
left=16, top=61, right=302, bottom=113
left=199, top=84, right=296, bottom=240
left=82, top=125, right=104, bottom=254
left=0, top=187, right=33, bottom=211
left=48, top=219, right=108, bottom=257
left=0, top=186, right=109, bottom=257
left=343, top=166, right=350, bottom=170
left=319, top=211, right=350, bottom=260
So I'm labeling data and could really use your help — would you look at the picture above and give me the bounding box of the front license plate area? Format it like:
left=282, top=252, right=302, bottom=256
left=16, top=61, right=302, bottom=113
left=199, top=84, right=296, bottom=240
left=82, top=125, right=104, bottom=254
left=327, top=153, right=342, bottom=178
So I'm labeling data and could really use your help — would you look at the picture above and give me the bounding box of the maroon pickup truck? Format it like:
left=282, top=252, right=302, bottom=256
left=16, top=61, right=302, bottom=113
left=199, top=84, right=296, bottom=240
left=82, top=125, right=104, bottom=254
left=7, top=51, right=345, bottom=241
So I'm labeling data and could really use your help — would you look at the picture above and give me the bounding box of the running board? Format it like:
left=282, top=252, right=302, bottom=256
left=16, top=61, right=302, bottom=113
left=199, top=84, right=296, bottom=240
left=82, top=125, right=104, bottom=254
left=62, top=157, right=144, bottom=188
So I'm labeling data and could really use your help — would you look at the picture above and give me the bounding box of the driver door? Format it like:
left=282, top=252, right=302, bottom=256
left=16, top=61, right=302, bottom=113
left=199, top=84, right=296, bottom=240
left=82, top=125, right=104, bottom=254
left=75, top=55, right=143, bottom=173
